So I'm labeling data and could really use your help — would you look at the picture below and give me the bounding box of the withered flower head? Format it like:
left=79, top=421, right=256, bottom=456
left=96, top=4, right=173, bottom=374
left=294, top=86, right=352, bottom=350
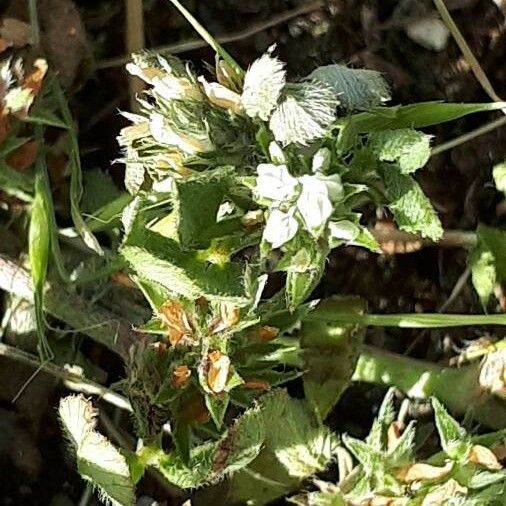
left=158, top=299, right=194, bottom=346
left=206, top=350, right=231, bottom=394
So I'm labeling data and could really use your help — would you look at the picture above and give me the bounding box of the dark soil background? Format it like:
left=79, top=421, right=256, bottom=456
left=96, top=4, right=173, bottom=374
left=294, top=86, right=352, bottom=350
left=0, top=0, right=505, bottom=504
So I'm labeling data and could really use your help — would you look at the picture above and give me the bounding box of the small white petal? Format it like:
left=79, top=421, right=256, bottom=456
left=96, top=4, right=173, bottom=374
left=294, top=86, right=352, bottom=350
left=198, top=76, right=242, bottom=113
left=312, top=147, right=331, bottom=173
left=268, top=141, right=286, bottom=165
left=263, top=209, right=298, bottom=248
left=328, top=220, right=360, bottom=242
left=152, top=177, right=175, bottom=193
left=255, top=163, right=298, bottom=202
left=318, top=173, right=343, bottom=202
left=297, top=175, right=333, bottom=231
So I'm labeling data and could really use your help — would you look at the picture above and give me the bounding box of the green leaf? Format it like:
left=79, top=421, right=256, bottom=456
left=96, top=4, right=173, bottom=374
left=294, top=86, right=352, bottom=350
left=493, top=161, right=506, bottom=195
left=29, top=166, right=51, bottom=359
left=205, top=393, right=230, bottom=429
left=300, top=296, right=366, bottom=421
left=172, top=419, right=191, bottom=465
left=383, top=168, right=443, bottom=241
left=25, top=109, right=68, bottom=129
left=342, top=434, right=374, bottom=467
left=368, top=129, right=432, bottom=174
left=229, top=390, right=339, bottom=505
left=343, top=101, right=506, bottom=133
left=476, top=225, right=506, bottom=281
left=0, top=161, right=33, bottom=201
left=59, top=395, right=135, bottom=506
left=388, top=420, right=415, bottom=466
left=309, top=64, right=390, bottom=110
left=242, top=50, right=286, bottom=121
left=432, top=397, right=470, bottom=460
left=54, top=81, right=103, bottom=255
left=165, top=0, right=244, bottom=78
left=285, top=240, right=329, bottom=311
left=122, top=230, right=248, bottom=303
left=81, top=169, right=121, bottom=215
left=471, top=245, right=496, bottom=306
left=367, top=388, right=396, bottom=451
left=174, top=171, right=230, bottom=249
left=270, top=81, right=338, bottom=146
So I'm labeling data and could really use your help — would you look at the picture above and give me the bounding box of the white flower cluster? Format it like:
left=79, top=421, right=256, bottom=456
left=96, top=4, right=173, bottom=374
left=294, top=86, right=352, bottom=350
left=255, top=146, right=344, bottom=248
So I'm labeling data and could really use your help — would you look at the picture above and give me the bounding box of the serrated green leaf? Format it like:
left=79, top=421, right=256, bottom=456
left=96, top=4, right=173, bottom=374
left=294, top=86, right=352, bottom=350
left=59, top=395, right=135, bottom=506
left=342, top=434, right=374, bottom=467
left=493, top=161, right=506, bottom=195
left=368, top=129, right=432, bottom=174
left=174, top=171, right=230, bottom=249
left=82, top=169, right=121, bottom=215
left=383, top=168, right=443, bottom=241
left=206, top=393, right=229, bottom=429
left=468, top=471, right=506, bottom=490
left=351, top=226, right=381, bottom=252
left=172, top=419, right=191, bottom=465
left=388, top=420, right=415, bottom=467
left=367, top=388, right=396, bottom=451
left=270, top=82, right=338, bottom=146
left=242, top=50, right=286, bottom=121
left=300, top=296, right=366, bottom=421
left=122, top=228, right=248, bottom=304
left=309, top=64, right=390, bottom=110
left=432, top=397, right=469, bottom=460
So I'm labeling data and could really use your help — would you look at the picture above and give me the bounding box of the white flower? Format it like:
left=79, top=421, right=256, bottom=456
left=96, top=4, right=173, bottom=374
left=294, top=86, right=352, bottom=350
left=263, top=209, right=298, bottom=248
left=149, top=113, right=213, bottom=154
left=318, top=173, right=343, bottom=202
left=296, top=175, right=333, bottom=232
left=312, top=147, right=331, bottom=173
left=255, top=163, right=298, bottom=202
left=268, top=141, right=286, bottom=165
left=198, top=76, right=242, bottom=113
left=152, top=177, right=175, bottom=193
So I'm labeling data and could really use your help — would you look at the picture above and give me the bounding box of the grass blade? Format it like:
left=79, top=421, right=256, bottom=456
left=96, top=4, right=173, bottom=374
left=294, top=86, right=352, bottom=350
left=164, top=0, right=244, bottom=78
left=53, top=80, right=103, bottom=255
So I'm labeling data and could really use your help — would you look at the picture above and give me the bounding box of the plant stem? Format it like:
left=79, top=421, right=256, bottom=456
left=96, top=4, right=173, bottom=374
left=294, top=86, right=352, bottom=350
left=353, top=345, right=506, bottom=429
left=0, top=254, right=139, bottom=360
left=0, top=342, right=132, bottom=411
left=305, top=311, right=506, bottom=328
left=370, top=228, right=477, bottom=249
left=27, top=0, right=40, bottom=50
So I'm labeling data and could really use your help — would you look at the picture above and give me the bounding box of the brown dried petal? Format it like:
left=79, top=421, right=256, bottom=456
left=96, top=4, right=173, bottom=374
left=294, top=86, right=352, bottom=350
left=258, top=326, right=279, bottom=342
left=171, top=365, right=191, bottom=389
left=207, top=350, right=230, bottom=394
left=469, top=445, right=502, bottom=470
left=387, top=421, right=403, bottom=453
left=243, top=379, right=270, bottom=391
left=396, top=461, right=453, bottom=483
left=158, top=300, right=194, bottom=346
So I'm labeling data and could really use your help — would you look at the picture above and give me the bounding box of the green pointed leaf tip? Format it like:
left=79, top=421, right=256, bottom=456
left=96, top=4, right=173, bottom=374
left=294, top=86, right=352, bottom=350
left=383, top=168, right=443, bottom=241
left=431, top=397, right=469, bottom=459
left=368, top=129, right=432, bottom=174
left=309, top=64, right=390, bottom=110
left=58, top=395, right=135, bottom=506
left=270, top=81, right=338, bottom=146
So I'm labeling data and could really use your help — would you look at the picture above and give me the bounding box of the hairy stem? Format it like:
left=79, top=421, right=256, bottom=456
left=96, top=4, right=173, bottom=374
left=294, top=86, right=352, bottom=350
left=353, top=346, right=506, bottom=429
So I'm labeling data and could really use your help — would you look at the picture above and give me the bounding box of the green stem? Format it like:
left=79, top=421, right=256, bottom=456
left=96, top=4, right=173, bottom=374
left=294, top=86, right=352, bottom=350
left=305, top=311, right=506, bottom=328
left=353, top=346, right=506, bottom=429
left=164, top=0, right=244, bottom=78
left=28, top=0, right=40, bottom=49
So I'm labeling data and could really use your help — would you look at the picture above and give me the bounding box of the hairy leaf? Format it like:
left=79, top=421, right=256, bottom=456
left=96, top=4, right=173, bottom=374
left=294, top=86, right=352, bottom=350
left=270, top=81, right=338, bottom=146
left=0, top=160, right=33, bottom=201
left=242, top=50, right=286, bottom=121
left=383, top=168, right=443, bottom=241
left=368, top=129, right=432, bottom=174
left=432, top=398, right=470, bottom=460
left=309, top=64, right=390, bottom=110
left=59, top=395, right=135, bottom=506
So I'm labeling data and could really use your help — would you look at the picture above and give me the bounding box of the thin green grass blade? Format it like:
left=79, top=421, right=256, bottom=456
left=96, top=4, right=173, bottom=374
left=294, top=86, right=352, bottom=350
left=305, top=311, right=506, bottom=327
left=164, top=0, right=244, bottom=78
left=53, top=80, right=103, bottom=255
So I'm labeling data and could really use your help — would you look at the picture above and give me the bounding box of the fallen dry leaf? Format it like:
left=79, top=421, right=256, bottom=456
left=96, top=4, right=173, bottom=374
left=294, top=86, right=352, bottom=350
left=207, top=350, right=231, bottom=394
left=396, top=461, right=453, bottom=483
